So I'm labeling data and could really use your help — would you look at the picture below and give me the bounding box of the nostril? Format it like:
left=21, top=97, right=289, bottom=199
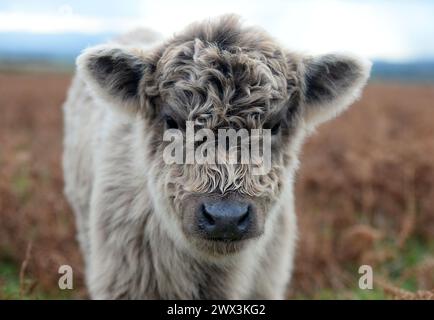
left=202, top=204, right=215, bottom=226
left=237, top=206, right=250, bottom=227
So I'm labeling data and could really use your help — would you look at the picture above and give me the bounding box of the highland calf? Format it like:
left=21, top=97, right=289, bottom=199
left=63, top=15, right=371, bottom=299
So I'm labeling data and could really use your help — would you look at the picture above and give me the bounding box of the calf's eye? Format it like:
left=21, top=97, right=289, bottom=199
left=270, top=122, right=281, bottom=135
left=164, top=116, right=179, bottom=130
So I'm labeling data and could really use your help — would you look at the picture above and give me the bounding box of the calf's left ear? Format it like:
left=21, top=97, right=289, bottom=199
left=76, top=45, right=157, bottom=114
left=299, top=53, right=371, bottom=129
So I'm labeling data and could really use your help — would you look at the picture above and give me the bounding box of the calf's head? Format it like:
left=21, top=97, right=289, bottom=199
left=77, top=15, right=370, bottom=257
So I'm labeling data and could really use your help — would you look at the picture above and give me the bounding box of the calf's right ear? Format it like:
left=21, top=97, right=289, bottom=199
left=76, top=45, right=157, bottom=114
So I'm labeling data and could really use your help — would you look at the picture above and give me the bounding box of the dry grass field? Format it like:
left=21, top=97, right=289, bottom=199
left=0, top=72, right=433, bottom=299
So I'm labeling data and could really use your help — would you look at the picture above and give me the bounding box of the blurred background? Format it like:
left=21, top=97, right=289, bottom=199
left=0, top=0, right=433, bottom=299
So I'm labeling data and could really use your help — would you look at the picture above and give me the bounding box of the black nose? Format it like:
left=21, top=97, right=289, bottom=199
left=199, top=200, right=252, bottom=241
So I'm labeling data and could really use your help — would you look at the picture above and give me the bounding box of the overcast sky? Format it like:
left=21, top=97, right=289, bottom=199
left=0, top=0, right=433, bottom=61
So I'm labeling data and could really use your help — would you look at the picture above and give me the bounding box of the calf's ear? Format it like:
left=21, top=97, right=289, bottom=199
left=299, top=53, right=371, bottom=129
left=76, top=45, right=157, bottom=114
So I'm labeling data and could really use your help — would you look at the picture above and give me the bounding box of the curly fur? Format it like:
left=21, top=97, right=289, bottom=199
left=63, top=15, right=371, bottom=299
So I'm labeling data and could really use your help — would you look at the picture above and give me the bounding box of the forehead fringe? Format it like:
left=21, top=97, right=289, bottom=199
left=152, top=14, right=299, bottom=126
